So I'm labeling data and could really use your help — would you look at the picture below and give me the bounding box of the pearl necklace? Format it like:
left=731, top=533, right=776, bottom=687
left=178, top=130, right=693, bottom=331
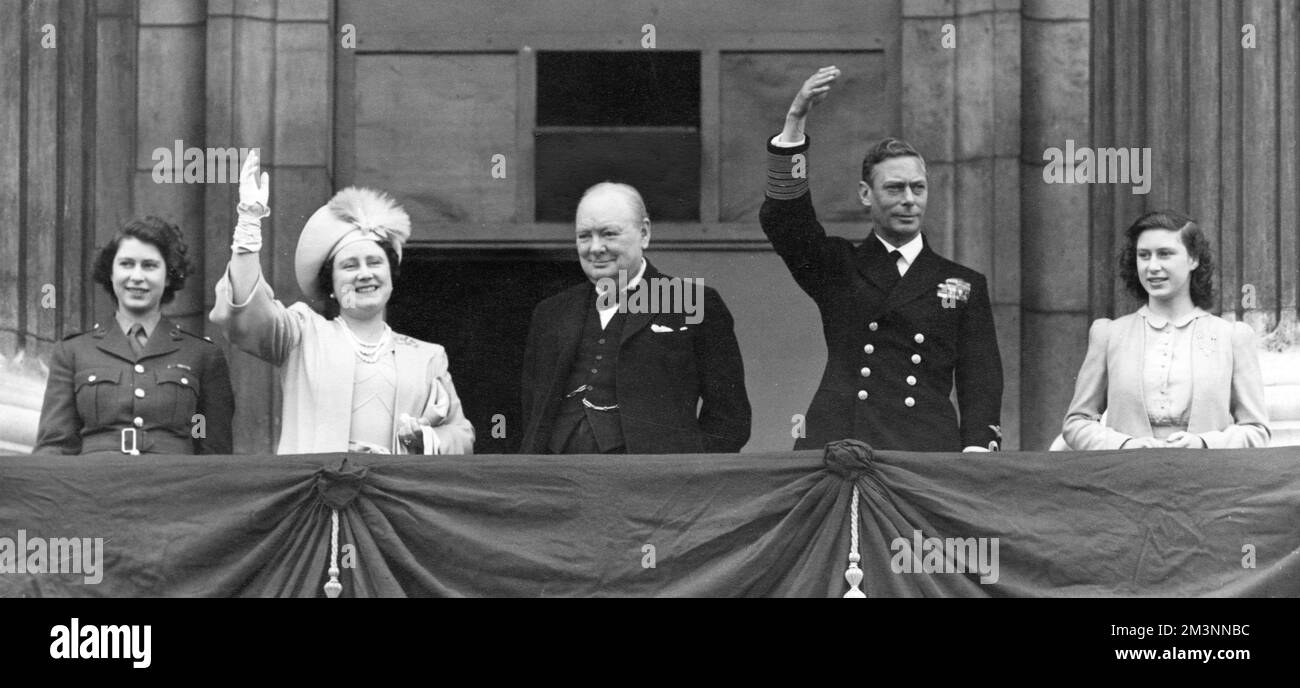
left=339, top=319, right=392, bottom=364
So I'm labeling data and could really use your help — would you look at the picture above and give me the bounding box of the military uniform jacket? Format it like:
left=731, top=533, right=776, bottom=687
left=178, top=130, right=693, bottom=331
left=34, top=317, right=235, bottom=454
left=760, top=138, right=1003, bottom=452
left=519, top=261, right=752, bottom=454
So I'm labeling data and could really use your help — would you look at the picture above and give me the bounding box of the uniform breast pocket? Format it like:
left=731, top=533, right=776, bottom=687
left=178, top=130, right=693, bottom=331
left=155, top=367, right=201, bottom=426
left=74, top=368, right=122, bottom=428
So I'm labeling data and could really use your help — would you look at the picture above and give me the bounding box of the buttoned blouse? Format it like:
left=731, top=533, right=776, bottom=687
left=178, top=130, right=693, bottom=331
left=1062, top=308, right=1271, bottom=450
left=1139, top=306, right=1205, bottom=427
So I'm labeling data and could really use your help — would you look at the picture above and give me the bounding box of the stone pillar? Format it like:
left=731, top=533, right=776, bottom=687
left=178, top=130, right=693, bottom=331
left=0, top=0, right=97, bottom=356
left=0, top=0, right=97, bottom=450
left=1020, top=0, right=1090, bottom=450
left=903, top=0, right=1023, bottom=448
left=205, top=0, right=334, bottom=453
left=135, top=0, right=207, bottom=332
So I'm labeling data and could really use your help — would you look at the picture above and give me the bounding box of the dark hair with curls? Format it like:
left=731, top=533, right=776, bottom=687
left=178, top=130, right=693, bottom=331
left=1118, top=210, right=1216, bottom=310
left=315, top=239, right=401, bottom=319
left=861, top=137, right=926, bottom=185
left=92, top=216, right=192, bottom=305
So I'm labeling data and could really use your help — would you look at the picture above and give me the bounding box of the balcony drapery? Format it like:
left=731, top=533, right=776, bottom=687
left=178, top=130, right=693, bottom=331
left=2, top=445, right=1297, bottom=597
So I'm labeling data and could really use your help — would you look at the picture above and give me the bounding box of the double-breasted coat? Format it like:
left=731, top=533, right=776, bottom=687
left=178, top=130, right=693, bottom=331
left=760, top=137, right=1003, bottom=452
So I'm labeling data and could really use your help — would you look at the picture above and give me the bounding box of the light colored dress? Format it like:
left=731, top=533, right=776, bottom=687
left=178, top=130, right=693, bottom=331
left=349, top=349, right=399, bottom=451
left=1062, top=306, right=1270, bottom=449
left=209, top=268, right=474, bottom=455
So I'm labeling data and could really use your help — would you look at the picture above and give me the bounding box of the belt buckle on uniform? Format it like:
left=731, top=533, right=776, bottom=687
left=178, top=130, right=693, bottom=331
left=582, top=398, right=619, bottom=412
left=120, top=428, right=141, bottom=455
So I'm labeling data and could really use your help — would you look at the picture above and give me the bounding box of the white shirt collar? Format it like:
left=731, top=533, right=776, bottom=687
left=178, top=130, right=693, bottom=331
left=1137, top=305, right=1208, bottom=329
left=115, top=310, right=162, bottom=337
left=875, top=232, right=924, bottom=267
left=595, top=257, right=647, bottom=307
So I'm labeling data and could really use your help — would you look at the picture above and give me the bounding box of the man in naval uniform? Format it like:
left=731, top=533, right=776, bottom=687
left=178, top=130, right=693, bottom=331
left=760, top=66, right=1003, bottom=453
left=519, top=182, right=751, bottom=454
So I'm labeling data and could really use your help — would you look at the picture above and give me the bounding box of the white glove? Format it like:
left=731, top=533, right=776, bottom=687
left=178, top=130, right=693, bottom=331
left=232, top=148, right=270, bottom=253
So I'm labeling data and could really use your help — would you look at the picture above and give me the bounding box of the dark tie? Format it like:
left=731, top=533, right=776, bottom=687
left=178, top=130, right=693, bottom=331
left=883, top=250, right=903, bottom=291
left=128, top=324, right=148, bottom=358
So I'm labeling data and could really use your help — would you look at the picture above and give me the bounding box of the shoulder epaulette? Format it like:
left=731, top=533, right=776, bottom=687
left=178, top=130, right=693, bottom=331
left=62, top=322, right=106, bottom=341
left=174, top=325, right=216, bottom=344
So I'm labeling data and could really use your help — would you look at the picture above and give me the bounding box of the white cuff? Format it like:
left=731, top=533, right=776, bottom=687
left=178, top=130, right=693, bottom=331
left=222, top=267, right=262, bottom=310
left=421, top=425, right=440, bottom=455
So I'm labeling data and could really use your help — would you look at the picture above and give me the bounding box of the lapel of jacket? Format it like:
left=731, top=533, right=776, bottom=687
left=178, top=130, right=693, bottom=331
left=1185, top=315, right=1218, bottom=432
left=95, top=317, right=139, bottom=362
left=390, top=333, right=432, bottom=452
left=392, top=334, right=422, bottom=416
left=545, top=283, right=591, bottom=400
left=884, top=238, right=943, bottom=312
left=323, top=318, right=358, bottom=450
left=853, top=234, right=900, bottom=295
left=620, top=260, right=660, bottom=345
left=1110, top=313, right=1153, bottom=436
left=138, top=316, right=182, bottom=361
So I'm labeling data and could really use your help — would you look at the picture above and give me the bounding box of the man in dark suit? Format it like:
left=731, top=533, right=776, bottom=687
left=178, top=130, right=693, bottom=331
left=520, top=182, right=751, bottom=454
left=760, top=66, right=1003, bottom=453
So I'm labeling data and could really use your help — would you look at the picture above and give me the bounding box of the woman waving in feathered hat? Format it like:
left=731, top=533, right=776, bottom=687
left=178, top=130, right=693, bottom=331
left=210, top=150, right=474, bottom=455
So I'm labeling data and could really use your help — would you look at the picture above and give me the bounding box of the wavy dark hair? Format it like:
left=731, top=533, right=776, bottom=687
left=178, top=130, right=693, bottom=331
left=92, top=216, right=192, bottom=305
left=315, top=238, right=401, bottom=319
left=861, top=137, right=926, bottom=185
left=1118, top=210, right=1216, bottom=310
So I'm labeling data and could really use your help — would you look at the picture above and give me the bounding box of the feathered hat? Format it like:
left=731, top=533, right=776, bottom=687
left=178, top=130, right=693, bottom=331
left=294, top=187, right=412, bottom=301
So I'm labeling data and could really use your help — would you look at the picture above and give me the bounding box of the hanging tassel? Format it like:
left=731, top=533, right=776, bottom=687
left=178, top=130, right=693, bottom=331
left=843, top=485, right=866, bottom=598
left=324, top=508, right=343, bottom=598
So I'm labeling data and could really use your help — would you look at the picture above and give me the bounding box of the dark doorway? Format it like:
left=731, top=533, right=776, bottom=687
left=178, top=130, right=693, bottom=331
left=534, top=50, right=701, bottom=222
left=387, top=248, right=586, bottom=454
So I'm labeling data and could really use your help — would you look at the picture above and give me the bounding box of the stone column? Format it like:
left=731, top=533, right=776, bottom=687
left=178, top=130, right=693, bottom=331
left=135, top=0, right=207, bottom=332
left=903, top=0, right=1023, bottom=448
left=205, top=0, right=334, bottom=453
left=1020, top=0, right=1090, bottom=450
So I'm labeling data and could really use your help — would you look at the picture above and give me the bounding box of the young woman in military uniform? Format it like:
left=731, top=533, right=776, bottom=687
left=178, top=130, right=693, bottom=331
left=34, top=217, right=235, bottom=454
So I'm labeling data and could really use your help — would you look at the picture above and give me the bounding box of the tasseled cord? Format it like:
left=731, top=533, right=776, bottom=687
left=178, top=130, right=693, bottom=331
left=843, top=485, right=866, bottom=598
left=324, top=509, right=343, bottom=598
